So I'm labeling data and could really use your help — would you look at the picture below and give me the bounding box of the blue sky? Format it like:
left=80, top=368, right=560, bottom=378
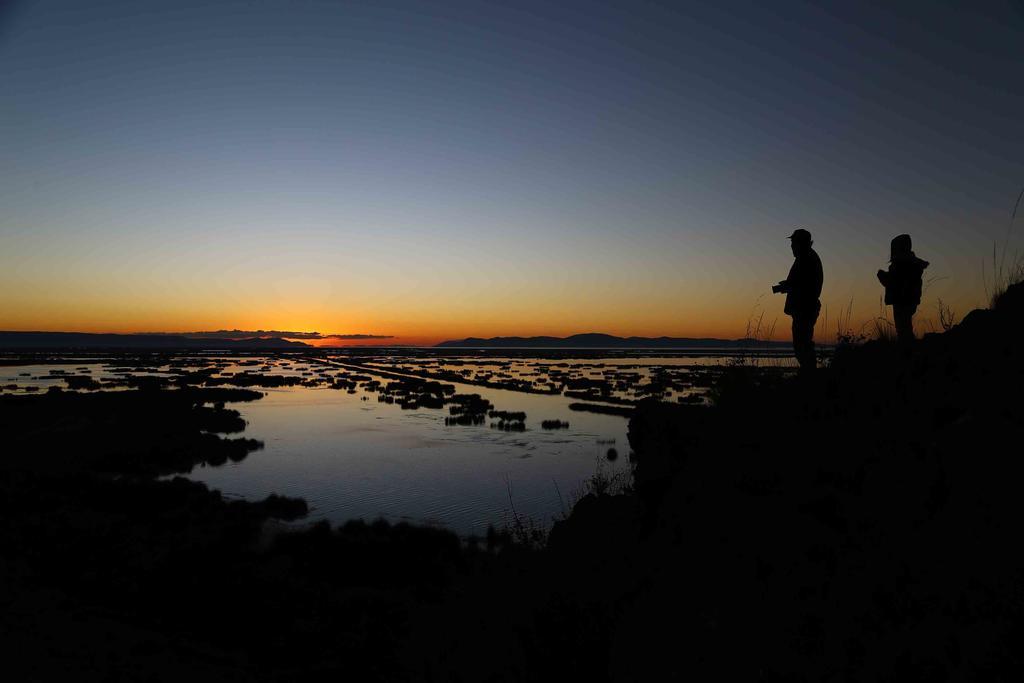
left=1, top=0, right=1021, bottom=340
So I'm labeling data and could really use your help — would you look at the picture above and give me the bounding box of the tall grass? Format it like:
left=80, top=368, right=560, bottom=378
left=565, top=458, right=633, bottom=510
left=984, top=186, right=1024, bottom=308
left=985, top=248, right=1024, bottom=308
left=499, top=476, right=549, bottom=549
left=496, top=460, right=633, bottom=551
left=936, top=298, right=958, bottom=332
left=871, top=295, right=897, bottom=343
left=815, top=303, right=835, bottom=366
left=826, top=296, right=895, bottom=345
left=834, top=298, right=869, bottom=346
left=732, top=296, right=779, bottom=368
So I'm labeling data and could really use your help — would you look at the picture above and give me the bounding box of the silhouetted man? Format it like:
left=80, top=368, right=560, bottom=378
left=877, top=234, right=929, bottom=344
left=773, top=228, right=823, bottom=372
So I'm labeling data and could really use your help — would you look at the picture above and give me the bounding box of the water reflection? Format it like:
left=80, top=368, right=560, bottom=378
left=190, top=379, right=632, bottom=536
left=0, top=351, right=791, bottom=535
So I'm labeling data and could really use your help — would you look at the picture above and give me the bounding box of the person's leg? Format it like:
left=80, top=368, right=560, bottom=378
left=804, top=311, right=818, bottom=370
left=808, top=309, right=817, bottom=366
left=790, top=317, right=798, bottom=366
left=894, top=305, right=916, bottom=343
left=792, top=315, right=816, bottom=371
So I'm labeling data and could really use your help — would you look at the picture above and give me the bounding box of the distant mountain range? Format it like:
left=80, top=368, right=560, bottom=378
left=1, top=330, right=794, bottom=351
left=0, top=332, right=311, bottom=350
left=434, top=333, right=791, bottom=349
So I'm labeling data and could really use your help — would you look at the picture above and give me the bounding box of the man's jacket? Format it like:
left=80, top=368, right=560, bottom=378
left=783, top=249, right=823, bottom=317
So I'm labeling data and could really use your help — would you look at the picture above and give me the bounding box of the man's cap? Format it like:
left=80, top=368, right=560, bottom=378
left=788, top=228, right=812, bottom=243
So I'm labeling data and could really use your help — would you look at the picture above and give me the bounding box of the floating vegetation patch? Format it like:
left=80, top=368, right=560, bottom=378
left=488, top=410, right=526, bottom=422
left=491, top=420, right=526, bottom=432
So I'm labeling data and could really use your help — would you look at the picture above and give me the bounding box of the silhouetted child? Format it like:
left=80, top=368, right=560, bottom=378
left=877, top=234, right=929, bottom=344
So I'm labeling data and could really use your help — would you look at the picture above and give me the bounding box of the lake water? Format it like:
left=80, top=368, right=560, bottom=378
left=0, top=351, right=792, bottom=536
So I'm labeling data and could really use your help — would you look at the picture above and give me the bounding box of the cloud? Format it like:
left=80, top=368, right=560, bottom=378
left=139, top=330, right=394, bottom=340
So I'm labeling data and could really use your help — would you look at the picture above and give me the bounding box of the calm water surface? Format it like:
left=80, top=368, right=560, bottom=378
left=1, top=353, right=791, bottom=536
left=192, top=381, right=630, bottom=535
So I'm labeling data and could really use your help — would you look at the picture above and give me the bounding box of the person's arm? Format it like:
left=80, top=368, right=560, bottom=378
left=877, top=269, right=888, bottom=286
left=788, top=259, right=809, bottom=295
left=775, top=260, right=801, bottom=294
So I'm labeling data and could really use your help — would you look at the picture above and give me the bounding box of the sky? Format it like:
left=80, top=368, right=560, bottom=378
left=1, top=0, right=1022, bottom=345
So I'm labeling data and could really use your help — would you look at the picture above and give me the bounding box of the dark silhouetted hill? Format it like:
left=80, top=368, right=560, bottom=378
left=412, top=282, right=1024, bottom=680
left=0, top=331, right=310, bottom=350
left=436, top=332, right=790, bottom=348
left=508, top=280, right=1024, bottom=680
